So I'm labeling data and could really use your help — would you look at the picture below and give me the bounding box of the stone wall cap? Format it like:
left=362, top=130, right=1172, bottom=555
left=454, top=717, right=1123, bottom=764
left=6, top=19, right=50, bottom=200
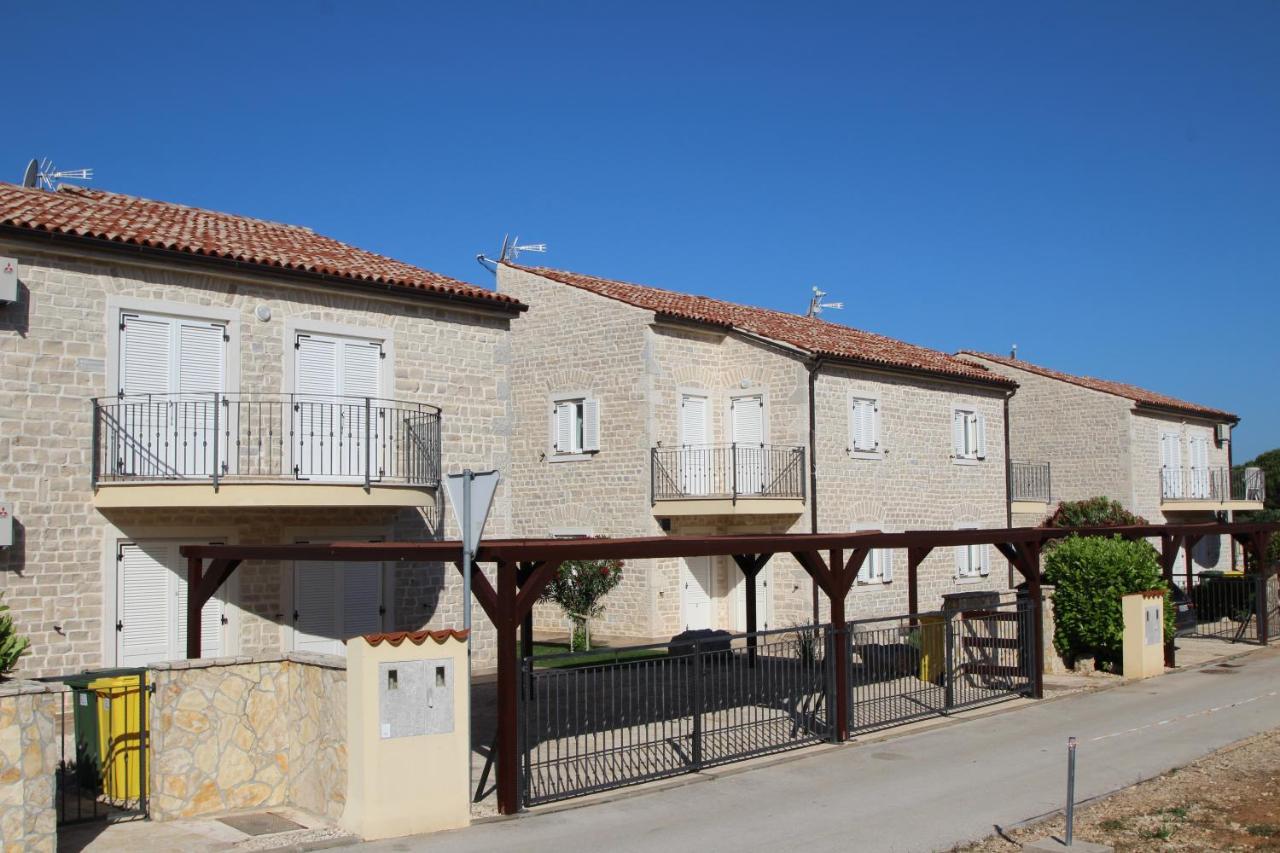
left=286, top=651, right=348, bottom=670
left=0, top=679, right=69, bottom=696
left=360, top=629, right=470, bottom=647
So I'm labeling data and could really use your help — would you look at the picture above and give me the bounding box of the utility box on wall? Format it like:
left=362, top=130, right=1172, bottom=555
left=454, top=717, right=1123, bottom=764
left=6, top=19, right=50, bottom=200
left=0, top=502, right=12, bottom=548
left=345, top=630, right=470, bottom=841
left=1122, top=590, right=1166, bottom=681
left=0, top=257, right=17, bottom=303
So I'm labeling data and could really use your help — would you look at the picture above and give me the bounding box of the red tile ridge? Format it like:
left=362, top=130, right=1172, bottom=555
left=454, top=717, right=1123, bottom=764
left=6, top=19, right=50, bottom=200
left=360, top=629, right=470, bottom=647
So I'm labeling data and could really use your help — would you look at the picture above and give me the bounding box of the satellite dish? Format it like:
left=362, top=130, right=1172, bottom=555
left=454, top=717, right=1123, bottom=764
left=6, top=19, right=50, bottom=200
left=21, top=159, right=38, bottom=188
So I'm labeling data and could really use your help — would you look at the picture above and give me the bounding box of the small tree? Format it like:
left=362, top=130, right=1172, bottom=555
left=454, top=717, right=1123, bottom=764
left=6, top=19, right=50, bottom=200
left=1043, top=535, right=1172, bottom=669
left=1044, top=497, right=1147, bottom=529
left=541, top=560, right=623, bottom=651
left=0, top=592, right=31, bottom=678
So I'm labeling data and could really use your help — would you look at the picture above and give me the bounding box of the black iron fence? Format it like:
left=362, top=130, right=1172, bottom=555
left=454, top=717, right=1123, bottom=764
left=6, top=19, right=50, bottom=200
left=92, top=393, right=441, bottom=489
left=38, top=669, right=149, bottom=825
left=651, top=444, right=806, bottom=503
left=520, top=626, right=830, bottom=806
left=1161, top=465, right=1266, bottom=504
left=1180, top=573, right=1270, bottom=644
left=847, top=600, right=1034, bottom=735
left=1010, top=461, right=1051, bottom=502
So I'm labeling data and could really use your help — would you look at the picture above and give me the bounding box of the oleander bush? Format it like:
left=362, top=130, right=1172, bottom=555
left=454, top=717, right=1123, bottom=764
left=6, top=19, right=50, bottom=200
left=1044, top=496, right=1148, bottom=529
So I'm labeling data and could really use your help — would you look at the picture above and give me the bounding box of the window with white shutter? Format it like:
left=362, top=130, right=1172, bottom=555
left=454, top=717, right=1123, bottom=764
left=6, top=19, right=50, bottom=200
left=292, top=538, right=387, bottom=657
left=853, top=523, right=893, bottom=584
left=293, top=332, right=384, bottom=480
left=849, top=395, right=880, bottom=456
left=952, top=407, right=984, bottom=462
left=954, top=525, right=989, bottom=579
left=550, top=394, right=599, bottom=457
left=116, top=539, right=228, bottom=667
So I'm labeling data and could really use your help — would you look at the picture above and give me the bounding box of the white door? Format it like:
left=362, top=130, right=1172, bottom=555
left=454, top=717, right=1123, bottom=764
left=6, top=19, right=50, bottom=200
left=117, top=313, right=227, bottom=478
left=731, top=395, right=765, bottom=495
left=734, top=564, right=771, bottom=631
left=1188, top=436, right=1210, bottom=499
left=679, top=394, right=710, bottom=495
left=1160, top=432, right=1183, bottom=499
left=294, top=333, right=383, bottom=480
left=680, top=556, right=713, bottom=630
left=116, top=540, right=226, bottom=667
left=292, top=542, right=386, bottom=656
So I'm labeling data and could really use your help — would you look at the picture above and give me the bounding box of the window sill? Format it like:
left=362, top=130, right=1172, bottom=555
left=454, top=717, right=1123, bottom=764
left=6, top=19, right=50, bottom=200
left=848, top=449, right=884, bottom=461
left=855, top=579, right=892, bottom=587
left=951, top=456, right=981, bottom=467
left=955, top=576, right=988, bottom=585
left=548, top=452, right=596, bottom=463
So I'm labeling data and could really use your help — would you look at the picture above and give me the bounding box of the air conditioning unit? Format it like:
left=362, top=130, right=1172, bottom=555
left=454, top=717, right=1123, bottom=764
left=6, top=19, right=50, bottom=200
left=0, top=257, right=16, bottom=303
left=1215, top=423, right=1230, bottom=445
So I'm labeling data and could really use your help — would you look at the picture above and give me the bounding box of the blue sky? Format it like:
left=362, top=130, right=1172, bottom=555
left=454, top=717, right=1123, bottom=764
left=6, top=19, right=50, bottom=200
left=5, top=2, right=1277, bottom=458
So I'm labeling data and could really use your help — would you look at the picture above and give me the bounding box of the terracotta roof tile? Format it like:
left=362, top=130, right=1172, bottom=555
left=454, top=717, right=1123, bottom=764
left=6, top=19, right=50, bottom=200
left=0, top=183, right=522, bottom=309
left=359, top=629, right=470, bottom=647
left=510, top=264, right=1013, bottom=387
left=958, top=351, right=1235, bottom=421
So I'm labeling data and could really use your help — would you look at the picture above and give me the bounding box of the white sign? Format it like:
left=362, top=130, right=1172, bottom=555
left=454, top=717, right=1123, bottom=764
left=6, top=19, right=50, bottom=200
left=0, top=257, right=16, bottom=303
left=444, top=470, right=500, bottom=554
left=0, top=502, right=11, bottom=548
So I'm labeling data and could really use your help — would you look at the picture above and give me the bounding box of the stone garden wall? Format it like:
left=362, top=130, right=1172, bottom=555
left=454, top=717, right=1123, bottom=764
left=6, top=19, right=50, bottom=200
left=0, top=680, right=63, bottom=853
left=149, top=653, right=346, bottom=821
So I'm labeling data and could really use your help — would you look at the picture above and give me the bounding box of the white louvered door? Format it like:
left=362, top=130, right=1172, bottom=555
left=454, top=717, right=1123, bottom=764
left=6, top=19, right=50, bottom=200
left=294, top=333, right=383, bottom=480
left=680, top=394, right=709, bottom=496
left=731, top=395, right=765, bottom=495
left=734, top=563, right=771, bottom=631
left=681, top=556, right=713, bottom=630
left=1188, top=436, right=1210, bottom=499
left=292, top=540, right=386, bottom=657
left=176, top=321, right=227, bottom=477
left=1161, top=432, right=1183, bottom=499
left=117, top=540, right=226, bottom=667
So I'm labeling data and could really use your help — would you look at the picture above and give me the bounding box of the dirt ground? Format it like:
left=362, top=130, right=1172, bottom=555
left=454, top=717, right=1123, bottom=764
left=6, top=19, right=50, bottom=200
left=957, top=728, right=1280, bottom=852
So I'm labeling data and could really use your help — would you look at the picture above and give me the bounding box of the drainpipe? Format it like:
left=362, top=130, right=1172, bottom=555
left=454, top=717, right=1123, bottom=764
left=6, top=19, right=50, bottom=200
left=808, top=357, right=823, bottom=625
left=1228, top=427, right=1237, bottom=571
left=1004, top=390, right=1013, bottom=529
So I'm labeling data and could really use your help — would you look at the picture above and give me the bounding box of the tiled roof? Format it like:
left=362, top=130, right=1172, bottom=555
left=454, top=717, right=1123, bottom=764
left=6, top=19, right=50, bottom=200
left=359, top=629, right=470, bottom=647
left=510, top=265, right=1014, bottom=387
left=958, top=351, right=1236, bottom=421
left=0, top=182, right=522, bottom=309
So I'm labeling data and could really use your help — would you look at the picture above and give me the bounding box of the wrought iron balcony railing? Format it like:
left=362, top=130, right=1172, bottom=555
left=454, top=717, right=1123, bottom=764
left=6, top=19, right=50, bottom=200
left=1010, top=461, right=1052, bottom=502
left=92, top=393, right=441, bottom=490
left=1160, top=465, right=1265, bottom=504
left=651, top=443, right=806, bottom=503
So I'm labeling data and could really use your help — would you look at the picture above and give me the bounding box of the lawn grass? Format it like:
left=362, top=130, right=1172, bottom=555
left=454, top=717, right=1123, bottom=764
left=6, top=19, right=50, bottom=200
left=526, top=641, right=668, bottom=669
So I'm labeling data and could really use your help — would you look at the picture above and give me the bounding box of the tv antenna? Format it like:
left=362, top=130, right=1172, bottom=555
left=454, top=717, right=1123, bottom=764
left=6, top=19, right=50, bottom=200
left=499, top=234, right=547, bottom=263
left=24, top=158, right=94, bottom=191
left=806, top=286, right=843, bottom=318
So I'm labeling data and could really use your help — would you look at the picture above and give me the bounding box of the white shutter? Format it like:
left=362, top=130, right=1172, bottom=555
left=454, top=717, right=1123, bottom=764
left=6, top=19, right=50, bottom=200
left=117, top=543, right=173, bottom=667
left=296, top=335, right=338, bottom=395
left=177, top=321, right=226, bottom=394
left=681, top=557, right=712, bottom=630
left=975, top=413, right=988, bottom=459
left=119, top=314, right=173, bottom=396
left=175, top=557, right=224, bottom=659
left=955, top=544, right=966, bottom=577
left=341, top=341, right=382, bottom=399
left=851, top=398, right=878, bottom=453
left=680, top=395, right=708, bottom=446
left=1161, top=432, right=1183, bottom=499
left=554, top=402, right=574, bottom=452
left=952, top=410, right=966, bottom=457
left=581, top=397, right=600, bottom=452
left=293, top=561, right=340, bottom=655
left=732, top=396, right=764, bottom=493
left=731, top=396, right=764, bottom=446
left=342, top=562, right=384, bottom=639
left=979, top=544, right=990, bottom=576
left=881, top=547, right=894, bottom=582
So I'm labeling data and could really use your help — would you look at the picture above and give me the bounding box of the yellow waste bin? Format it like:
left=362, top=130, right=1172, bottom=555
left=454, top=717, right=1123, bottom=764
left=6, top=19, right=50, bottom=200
left=88, top=673, right=146, bottom=802
left=916, top=615, right=947, bottom=684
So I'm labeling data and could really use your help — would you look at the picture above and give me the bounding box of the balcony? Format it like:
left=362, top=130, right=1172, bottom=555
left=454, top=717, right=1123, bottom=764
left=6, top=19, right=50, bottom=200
left=1160, top=465, right=1265, bottom=512
left=1010, top=460, right=1052, bottom=509
left=651, top=444, right=806, bottom=517
left=91, top=393, right=441, bottom=509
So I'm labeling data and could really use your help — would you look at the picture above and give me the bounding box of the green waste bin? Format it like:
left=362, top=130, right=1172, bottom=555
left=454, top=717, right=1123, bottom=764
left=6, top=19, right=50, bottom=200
left=62, top=673, right=103, bottom=793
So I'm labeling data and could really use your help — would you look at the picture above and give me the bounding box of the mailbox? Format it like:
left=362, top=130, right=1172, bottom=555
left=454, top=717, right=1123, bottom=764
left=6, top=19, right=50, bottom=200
left=378, top=658, right=454, bottom=738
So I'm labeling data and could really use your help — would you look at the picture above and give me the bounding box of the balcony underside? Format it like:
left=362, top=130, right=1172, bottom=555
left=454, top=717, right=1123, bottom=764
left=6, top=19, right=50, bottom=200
left=1161, top=499, right=1264, bottom=513
left=652, top=497, right=806, bottom=517
left=94, top=480, right=437, bottom=510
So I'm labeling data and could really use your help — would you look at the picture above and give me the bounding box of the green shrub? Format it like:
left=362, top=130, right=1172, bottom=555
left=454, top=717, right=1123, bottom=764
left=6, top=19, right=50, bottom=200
left=1043, top=535, right=1172, bottom=666
left=540, top=560, right=624, bottom=652
left=0, top=592, right=31, bottom=678
left=1044, top=496, right=1147, bottom=529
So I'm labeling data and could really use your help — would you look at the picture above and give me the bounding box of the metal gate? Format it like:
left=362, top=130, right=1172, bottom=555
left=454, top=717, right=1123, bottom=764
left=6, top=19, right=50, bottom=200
left=847, top=600, right=1034, bottom=735
left=40, top=669, right=150, bottom=824
left=1181, top=573, right=1270, bottom=644
left=520, top=626, right=830, bottom=806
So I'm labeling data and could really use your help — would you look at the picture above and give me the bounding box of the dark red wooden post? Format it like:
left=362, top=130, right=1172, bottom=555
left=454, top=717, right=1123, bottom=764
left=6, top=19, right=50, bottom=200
left=186, top=556, right=203, bottom=659
left=907, top=547, right=929, bottom=620
left=1024, top=542, right=1044, bottom=700
left=828, top=548, right=849, bottom=742
left=1159, top=535, right=1180, bottom=667
left=495, top=560, right=520, bottom=815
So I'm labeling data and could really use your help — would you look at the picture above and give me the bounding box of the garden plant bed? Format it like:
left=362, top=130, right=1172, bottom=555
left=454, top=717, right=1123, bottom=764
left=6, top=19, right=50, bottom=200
left=957, top=728, right=1280, bottom=851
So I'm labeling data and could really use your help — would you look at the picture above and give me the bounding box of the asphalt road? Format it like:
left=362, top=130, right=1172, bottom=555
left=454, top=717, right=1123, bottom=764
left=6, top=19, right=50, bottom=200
left=362, top=646, right=1280, bottom=853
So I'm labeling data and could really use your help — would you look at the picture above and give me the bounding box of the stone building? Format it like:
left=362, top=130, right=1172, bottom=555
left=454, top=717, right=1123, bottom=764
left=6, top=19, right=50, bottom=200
left=957, top=352, right=1262, bottom=572
left=0, top=183, right=525, bottom=677
left=497, top=264, right=1018, bottom=640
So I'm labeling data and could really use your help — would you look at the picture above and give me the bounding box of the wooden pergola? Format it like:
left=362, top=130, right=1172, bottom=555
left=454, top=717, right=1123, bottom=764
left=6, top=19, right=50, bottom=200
left=181, top=521, right=1276, bottom=815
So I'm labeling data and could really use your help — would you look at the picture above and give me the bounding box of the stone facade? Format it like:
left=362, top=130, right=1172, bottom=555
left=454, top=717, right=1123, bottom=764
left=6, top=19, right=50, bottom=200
left=0, top=680, right=62, bottom=853
left=498, top=266, right=1014, bottom=640
left=962, top=355, right=1235, bottom=572
left=0, top=240, right=515, bottom=677
left=148, top=652, right=346, bottom=821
